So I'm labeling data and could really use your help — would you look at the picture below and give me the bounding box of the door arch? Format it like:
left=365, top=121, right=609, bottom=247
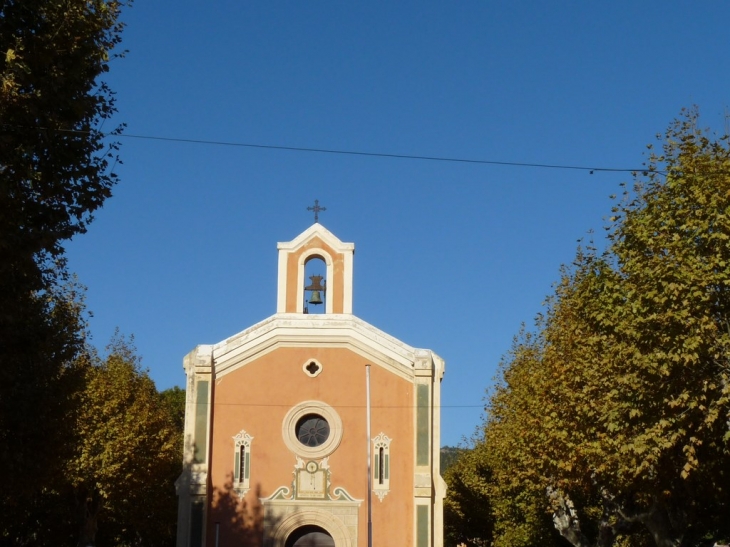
left=285, top=525, right=334, bottom=547
left=269, top=510, right=353, bottom=547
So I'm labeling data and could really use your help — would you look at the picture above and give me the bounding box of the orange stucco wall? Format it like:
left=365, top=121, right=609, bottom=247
left=206, top=346, right=414, bottom=546
left=284, top=236, right=347, bottom=313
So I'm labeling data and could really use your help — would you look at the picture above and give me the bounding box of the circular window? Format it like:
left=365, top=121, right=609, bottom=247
left=282, top=401, right=343, bottom=458
left=296, top=414, right=330, bottom=447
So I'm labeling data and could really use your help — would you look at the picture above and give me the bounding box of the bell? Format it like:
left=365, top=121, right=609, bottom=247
left=308, top=291, right=323, bottom=305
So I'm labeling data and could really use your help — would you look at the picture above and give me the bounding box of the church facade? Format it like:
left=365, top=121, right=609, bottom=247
left=176, top=224, right=446, bottom=546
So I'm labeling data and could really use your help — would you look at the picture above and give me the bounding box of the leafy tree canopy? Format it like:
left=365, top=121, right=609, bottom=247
left=1, top=0, right=128, bottom=274
left=1, top=333, right=181, bottom=547
left=468, top=109, right=730, bottom=547
left=444, top=444, right=494, bottom=547
left=161, top=385, right=187, bottom=434
left=0, top=0, right=130, bottom=517
left=71, top=335, right=181, bottom=547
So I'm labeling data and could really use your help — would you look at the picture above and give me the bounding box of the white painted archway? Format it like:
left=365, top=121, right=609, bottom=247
left=270, top=510, right=352, bottom=547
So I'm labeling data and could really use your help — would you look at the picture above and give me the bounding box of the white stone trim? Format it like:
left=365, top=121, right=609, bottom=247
left=210, top=314, right=428, bottom=381
left=277, top=223, right=355, bottom=254
left=276, top=223, right=355, bottom=315
left=343, top=245, right=354, bottom=314
left=281, top=401, right=343, bottom=459
left=176, top=358, right=212, bottom=547
left=232, top=430, right=253, bottom=498
left=262, top=506, right=357, bottom=547
left=276, top=247, right=288, bottom=313
left=302, top=358, right=324, bottom=378
left=432, top=353, right=445, bottom=547
left=372, top=433, right=392, bottom=501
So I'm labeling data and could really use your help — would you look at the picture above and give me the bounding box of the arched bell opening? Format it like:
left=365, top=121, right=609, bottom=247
left=303, top=255, right=327, bottom=314
left=285, top=525, right=335, bottom=547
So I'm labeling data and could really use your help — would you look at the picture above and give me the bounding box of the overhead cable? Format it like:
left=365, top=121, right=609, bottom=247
left=52, top=128, right=652, bottom=174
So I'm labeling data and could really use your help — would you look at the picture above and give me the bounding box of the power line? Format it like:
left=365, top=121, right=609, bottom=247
left=193, top=401, right=484, bottom=409
left=46, top=127, right=652, bottom=175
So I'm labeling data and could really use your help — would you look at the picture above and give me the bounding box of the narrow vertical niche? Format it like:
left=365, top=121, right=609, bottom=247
left=303, top=256, right=327, bottom=314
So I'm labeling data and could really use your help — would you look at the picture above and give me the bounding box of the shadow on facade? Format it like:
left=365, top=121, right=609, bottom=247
left=208, top=476, right=280, bottom=547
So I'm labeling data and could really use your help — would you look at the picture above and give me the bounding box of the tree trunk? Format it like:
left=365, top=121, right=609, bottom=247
left=76, top=492, right=101, bottom=547
left=549, top=489, right=593, bottom=547
left=549, top=488, right=643, bottom=547
left=641, top=503, right=683, bottom=547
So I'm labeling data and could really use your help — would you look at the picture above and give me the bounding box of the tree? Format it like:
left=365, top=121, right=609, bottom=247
left=481, top=330, right=581, bottom=547
left=161, top=385, right=187, bottom=434
left=70, top=336, right=181, bottom=547
left=0, top=278, right=90, bottom=545
left=2, top=335, right=182, bottom=547
left=0, top=0, right=127, bottom=267
left=444, top=444, right=494, bottom=547
left=443, top=422, right=567, bottom=547
left=0, top=0, right=130, bottom=522
left=478, top=109, right=730, bottom=547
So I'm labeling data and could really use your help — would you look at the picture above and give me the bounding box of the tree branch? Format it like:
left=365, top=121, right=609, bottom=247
left=548, top=487, right=593, bottom=547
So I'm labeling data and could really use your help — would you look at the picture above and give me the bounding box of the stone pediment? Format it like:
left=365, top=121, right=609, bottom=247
left=276, top=223, right=354, bottom=255
left=186, top=313, right=443, bottom=382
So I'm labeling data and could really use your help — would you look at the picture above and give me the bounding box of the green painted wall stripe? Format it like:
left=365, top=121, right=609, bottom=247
left=194, top=380, right=209, bottom=464
left=416, top=383, right=430, bottom=466
left=417, top=504, right=429, bottom=547
left=190, top=498, right=205, bottom=547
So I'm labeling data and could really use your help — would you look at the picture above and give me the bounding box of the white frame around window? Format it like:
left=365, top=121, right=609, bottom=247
left=372, top=433, right=391, bottom=501
left=282, top=401, right=343, bottom=459
left=233, top=430, right=253, bottom=498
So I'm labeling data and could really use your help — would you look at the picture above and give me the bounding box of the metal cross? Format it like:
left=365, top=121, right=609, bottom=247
left=307, top=199, right=326, bottom=222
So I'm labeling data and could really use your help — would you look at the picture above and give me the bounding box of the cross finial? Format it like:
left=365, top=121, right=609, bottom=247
left=307, top=199, right=326, bottom=222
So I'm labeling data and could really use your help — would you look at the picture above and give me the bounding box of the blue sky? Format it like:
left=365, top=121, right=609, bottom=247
left=66, top=2, right=730, bottom=447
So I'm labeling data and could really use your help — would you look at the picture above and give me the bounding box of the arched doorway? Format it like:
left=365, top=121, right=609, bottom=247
left=264, top=506, right=355, bottom=547
left=285, top=525, right=335, bottom=547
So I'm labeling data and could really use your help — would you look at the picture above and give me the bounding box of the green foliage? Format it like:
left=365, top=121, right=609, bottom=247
left=0, top=0, right=128, bottom=266
left=0, top=333, right=181, bottom=546
left=161, top=385, right=187, bottom=433
left=70, top=335, right=181, bottom=547
left=441, top=445, right=467, bottom=473
left=0, top=279, right=89, bottom=539
left=468, top=109, right=730, bottom=547
left=444, top=444, right=494, bottom=547
left=444, top=431, right=563, bottom=547
left=0, top=0, right=131, bottom=527
left=0, top=0, right=130, bottom=286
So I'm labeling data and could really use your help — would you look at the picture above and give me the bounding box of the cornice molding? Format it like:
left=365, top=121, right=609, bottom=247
left=277, top=223, right=355, bottom=253
left=208, top=314, right=435, bottom=381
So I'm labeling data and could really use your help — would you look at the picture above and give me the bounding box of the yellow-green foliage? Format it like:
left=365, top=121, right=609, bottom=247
left=70, top=336, right=181, bottom=546
left=458, top=109, right=730, bottom=547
